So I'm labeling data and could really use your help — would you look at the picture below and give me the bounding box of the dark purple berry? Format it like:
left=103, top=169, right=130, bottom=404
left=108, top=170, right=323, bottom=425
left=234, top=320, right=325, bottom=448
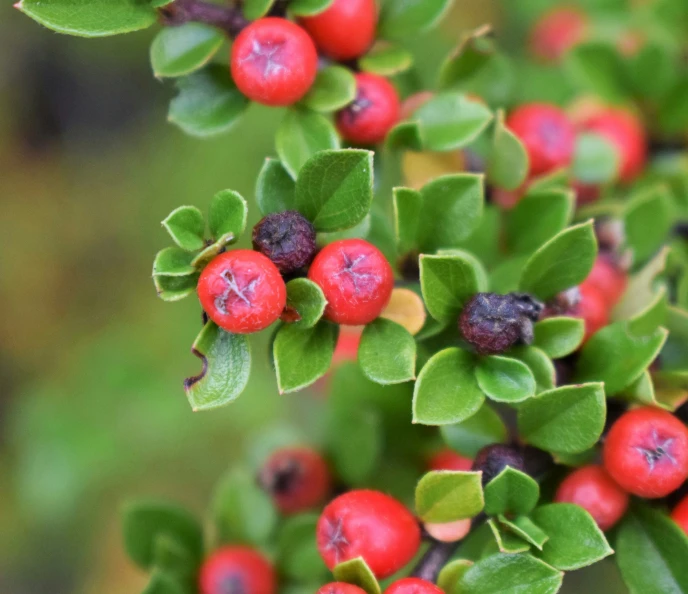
left=459, top=292, right=543, bottom=355
left=252, top=211, right=317, bottom=275
left=472, top=444, right=526, bottom=486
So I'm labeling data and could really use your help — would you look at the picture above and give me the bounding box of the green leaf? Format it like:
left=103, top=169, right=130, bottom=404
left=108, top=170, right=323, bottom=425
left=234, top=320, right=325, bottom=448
left=511, top=346, right=556, bottom=393
left=438, top=25, right=496, bottom=90
left=276, top=109, right=340, bottom=179
left=488, top=110, right=529, bottom=191
left=190, top=233, right=234, bottom=269
left=438, top=559, right=473, bottom=593
left=533, top=317, right=585, bottom=359
left=168, top=65, right=249, bottom=137
left=359, top=319, right=416, bottom=385
left=420, top=253, right=483, bottom=323
left=628, top=287, right=668, bottom=337
left=243, top=0, right=275, bottom=19
left=417, top=174, right=484, bottom=252
left=152, top=534, right=197, bottom=585
left=333, top=558, right=381, bottom=594
left=572, top=132, right=619, bottom=185
left=328, top=407, right=381, bottom=485
left=487, top=519, right=531, bottom=554
left=393, top=187, right=422, bottom=254
left=379, top=0, right=454, bottom=39
left=386, top=121, right=423, bottom=152
left=256, top=158, right=296, bottom=215
left=475, top=356, right=536, bottom=403
left=274, top=321, right=337, bottom=393
left=18, top=0, right=158, bottom=36
left=413, top=348, right=484, bottom=425
left=505, top=189, right=574, bottom=256
left=212, top=468, right=278, bottom=545
left=565, top=41, right=629, bottom=103
left=484, top=467, right=540, bottom=516
left=532, top=503, right=613, bottom=571
left=301, top=66, right=357, bottom=113
left=277, top=514, right=328, bottom=582
left=440, top=404, right=508, bottom=457
left=208, top=190, right=247, bottom=241
left=458, top=553, right=563, bottom=594
left=162, top=206, right=205, bottom=251
left=624, top=185, right=673, bottom=264
left=517, top=383, right=606, bottom=454
left=122, top=501, right=203, bottom=570
left=142, top=571, right=186, bottom=594
left=288, top=0, right=334, bottom=16
left=498, top=516, right=548, bottom=550
left=285, top=278, right=327, bottom=329
left=519, top=220, right=597, bottom=300
left=295, top=149, right=374, bottom=232
left=415, top=471, right=484, bottom=522
left=153, top=272, right=199, bottom=302
left=185, top=322, right=251, bottom=411
left=415, top=93, right=494, bottom=152
left=659, top=78, right=688, bottom=135
left=150, top=23, right=224, bottom=78
left=575, top=322, right=668, bottom=395
left=360, top=44, right=414, bottom=76
left=616, top=503, right=688, bottom=594
left=153, top=247, right=196, bottom=277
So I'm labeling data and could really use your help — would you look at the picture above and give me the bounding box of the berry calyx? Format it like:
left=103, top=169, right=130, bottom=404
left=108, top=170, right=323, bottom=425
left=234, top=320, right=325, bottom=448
left=459, top=292, right=543, bottom=355
left=582, top=255, right=627, bottom=309
left=603, top=407, right=688, bottom=498
left=671, top=494, right=688, bottom=536
left=428, top=448, right=472, bottom=472
left=384, top=578, right=444, bottom=594
left=471, top=444, right=526, bottom=486
left=252, top=211, right=317, bottom=275
left=554, top=465, right=629, bottom=531
left=317, top=584, right=369, bottom=594
left=506, top=103, right=576, bottom=177
left=308, top=239, right=394, bottom=326
left=199, top=546, right=275, bottom=594
left=197, top=250, right=287, bottom=334
left=258, top=446, right=331, bottom=515
left=230, top=18, right=318, bottom=106
left=336, top=73, right=401, bottom=145
left=529, top=7, right=589, bottom=63
left=316, top=489, right=421, bottom=578
left=299, top=0, right=377, bottom=61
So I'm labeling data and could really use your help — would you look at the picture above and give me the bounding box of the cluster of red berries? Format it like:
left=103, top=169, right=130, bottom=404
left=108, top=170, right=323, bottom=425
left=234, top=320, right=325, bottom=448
left=229, top=0, right=400, bottom=144
left=197, top=210, right=394, bottom=333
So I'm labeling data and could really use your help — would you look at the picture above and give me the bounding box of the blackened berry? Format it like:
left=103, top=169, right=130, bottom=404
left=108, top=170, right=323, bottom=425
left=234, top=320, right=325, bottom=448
left=459, top=292, right=543, bottom=355
left=471, top=444, right=526, bottom=486
left=252, top=211, right=317, bottom=275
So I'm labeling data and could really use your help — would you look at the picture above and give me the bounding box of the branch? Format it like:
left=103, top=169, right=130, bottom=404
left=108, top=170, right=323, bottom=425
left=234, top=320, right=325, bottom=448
left=158, top=0, right=249, bottom=37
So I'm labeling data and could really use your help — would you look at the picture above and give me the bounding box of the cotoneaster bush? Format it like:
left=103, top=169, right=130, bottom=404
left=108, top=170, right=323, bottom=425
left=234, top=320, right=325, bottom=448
left=18, top=0, right=688, bottom=593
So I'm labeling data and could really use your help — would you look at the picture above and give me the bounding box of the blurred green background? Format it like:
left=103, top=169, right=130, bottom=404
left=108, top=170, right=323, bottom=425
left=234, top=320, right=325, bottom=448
left=0, top=1, right=630, bottom=593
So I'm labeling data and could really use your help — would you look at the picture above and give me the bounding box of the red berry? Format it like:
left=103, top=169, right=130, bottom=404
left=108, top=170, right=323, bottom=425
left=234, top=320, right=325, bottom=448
left=336, top=73, right=401, bottom=145
left=583, top=256, right=627, bottom=308
left=317, top=584, right=369, bottom=594
left=230, top=18, right=318, bottom=106
left=258, top=447, right=331, bottom=514
left=671, top=495, right=688, bottom=535
left=308, top=239, right=394, bottom=326
left=574, top=283, right=609, bottom=341
left=384, top=578, right=444, bottom=594
left=580, top=107, right=647, bottom=183
left=333, top=326, right=363, bottom=365
left=199, top=546, right=275, bottom=594
left=603, top=407, right=688, bottom=498
left=554, top=465, right=629, bottom=531
left=316, top=489, right=421, bottom=578
left=506, top=103, right=576, bottom=177
left=197, top=250, right=287, bottom=334
left=529, top=7, right=588, bottom=63
left=300, top=0, right=377, bottom=60
left=428, top=448, right=472, bottom=472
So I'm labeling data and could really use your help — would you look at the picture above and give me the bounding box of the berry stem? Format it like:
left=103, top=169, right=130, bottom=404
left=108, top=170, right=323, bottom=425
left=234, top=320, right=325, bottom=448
left=158, top=0, right=249, bottom=37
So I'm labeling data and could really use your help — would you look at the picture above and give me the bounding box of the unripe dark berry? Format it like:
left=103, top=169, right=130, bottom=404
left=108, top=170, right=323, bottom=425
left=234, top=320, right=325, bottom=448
left=252, top=211, right=317, bottom=275
left=197, top=250, right=287, bottom=334
left=384, top=578, right=444, bottom=594
left=336, top=73, right=401, bottom=145
left=316, top=489, right=421, bottom=578
left=529, top=7, right=588, bottom=63
left=428, top=448, right=472, bottom=472
left=554, top=465, right=629, bottom=531
left=603, top=407, right=688, bottom=498
left=318, top=584, right=368, bottom=594
left=672, top=495, right=688, bottom=536
left=459, top=292, right=543, bottom=355
left=471, top=444, right=526, bottom=486
left=199, top=546, right=275, bottom=594
left=299, top=0, right=377, bottom=61
left=506, top=103, right=576, bottom=177
left=308, top=239, right=394, bottom=326
left=583, top=255, right=627, bottom=308
left=258, top=446, right=331, bottom=515
left=230, top=18, right=317, bottom=106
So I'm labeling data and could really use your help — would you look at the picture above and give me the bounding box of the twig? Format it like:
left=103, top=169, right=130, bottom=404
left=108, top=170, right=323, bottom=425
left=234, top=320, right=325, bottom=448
left=158, top=0, right=249, bottom=37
